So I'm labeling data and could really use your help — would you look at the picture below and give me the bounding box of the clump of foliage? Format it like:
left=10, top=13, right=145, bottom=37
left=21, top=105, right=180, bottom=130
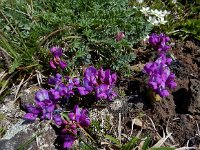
left=0, top=0, right=153, bottom=76
left=132, top=0, right=200, bottom=39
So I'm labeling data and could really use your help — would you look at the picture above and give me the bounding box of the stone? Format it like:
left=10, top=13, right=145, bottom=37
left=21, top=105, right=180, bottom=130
left=19, top=85, right=41, bottom=109
left=0, top=119, right=56, bottom=150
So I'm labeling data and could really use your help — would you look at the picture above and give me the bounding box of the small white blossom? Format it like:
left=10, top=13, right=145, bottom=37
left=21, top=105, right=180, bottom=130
left=136, top=0, right=144, bottom=3
left=159, top=17, right=168, bottom=25
left=140, top=7, right=150, bottom=16
left=172, top=0, right=177, bottom=4
left=150, top=9, right=170, bottom=18
left=147, top=16, right=160, bottom=26
left=140, top=7, right=170, bottom=26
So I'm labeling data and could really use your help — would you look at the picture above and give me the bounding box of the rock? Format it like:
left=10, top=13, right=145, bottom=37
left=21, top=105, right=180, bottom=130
left=0, top=119, right=56, bottom=150
left=0, top=86, right=58, bottom=150
left=0, top=99, right=23, bottom=119
left=188, top=79, right=200, bottom=114
left=19, top=85, right=40, bottom=109
left=109, top=95, right=145, bottom=115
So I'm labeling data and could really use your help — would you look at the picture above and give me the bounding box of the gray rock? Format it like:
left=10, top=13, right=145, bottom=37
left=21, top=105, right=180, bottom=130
left=0, top=119, right=56, bottom=150
left=188, top=79, right=200, bottom=114
left=19, top=85, right=40, bottom=109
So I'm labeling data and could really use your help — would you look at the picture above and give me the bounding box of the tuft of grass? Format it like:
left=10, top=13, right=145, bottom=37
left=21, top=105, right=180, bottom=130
left=0, top=0, right=153, bottom=77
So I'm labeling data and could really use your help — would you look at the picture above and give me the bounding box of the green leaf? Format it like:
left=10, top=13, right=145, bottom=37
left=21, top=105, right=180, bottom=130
left=9, top=57, right=22, bottom=73
left=79, top=138, right=96, bottom=150
left=105, top=135, right=121, bottom=147
left=122, top=137, right=139, bottom=150
left=61, top=112, right=70, bottom=122
left=142, top=137, right=151, bottom=150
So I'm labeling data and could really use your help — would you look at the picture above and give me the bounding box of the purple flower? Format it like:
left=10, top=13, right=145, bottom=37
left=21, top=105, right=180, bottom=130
left=96, top=84, right=117, bottom=101
left=50, top=46, right=63, bottom=57
left=78, top=66, right=117, bottom=101
left=50, top=57, right=67, bottom=70
left=40, top=104, right=55, bottom=120
left=144, top=54, right=177, bottom=97
left=53, top=114, right=63, bottom=125
left=98, top=67, right=105, bottom=82
left=103, top=69, right=117, bottom=85
left=78, top=109, right=90, bottom=127
left=35, top=89, right=50, bottom=102
left=49, top=47, right=67, bottom=70
left=84, top=66, right=98, bottom=85
left=106, top=87, right=117, bottom=101
left=77, top=78, right=93, bottom=95
left=59, top=60, right=67, bottom=70
left=115, top=32, right=125, bottom=42
left=63, top=134, right=76, bottom=149
left=48, top=73, right=62, bottom=85
left=49, top=88, right=61, bottom=100
left=48, top=74, right=76, bottom=100
left=68, top=105, right=90, bottom=128
left=24, top=105, right=41, bottom=121
left=72, top=78, right=80, bottom=86
left=96, top=84, right=109, bottom=99
left=149, top=33, right=171, bottom=52
left=149, top=33, right=159, bottom=46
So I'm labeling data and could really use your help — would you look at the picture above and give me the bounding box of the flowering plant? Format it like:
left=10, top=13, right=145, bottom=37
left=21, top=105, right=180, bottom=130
left=77, top=67, right=117, bottom=101
left=49, top=47, right=67, bottom=70
left=140, top=7, right=170, bottom=26
left=23, top=47, right=117, bottom=149
left=144, top=33, right=177, bottom=97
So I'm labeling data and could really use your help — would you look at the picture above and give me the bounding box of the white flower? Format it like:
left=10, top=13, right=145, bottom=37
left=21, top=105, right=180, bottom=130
left=140, top=7, right=169, bottom=26
left=140, top=7, right=150, bottom=16
left=147, top=16, right=160, bottom=26
left=150, top=9, right=160, bottom=16
left=136, top=0, right=144, bottom=3
left=159, top=17, right=168, bottom=24
left=150, top=9, right=169, bottom=18
left=163, top=10, right=170, bottom=15
left=172, top=0, right=177, bottom=4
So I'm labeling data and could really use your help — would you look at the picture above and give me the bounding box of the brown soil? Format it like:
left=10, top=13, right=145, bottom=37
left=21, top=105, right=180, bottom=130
left=111, top=39, right=200, bottom=148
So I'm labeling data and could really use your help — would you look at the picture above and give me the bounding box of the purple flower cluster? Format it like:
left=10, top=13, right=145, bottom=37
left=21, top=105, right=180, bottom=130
left=144, top=33, right=177, bottom=97
left=62, top=105, right=90, bottom=149
left=77, top=66, right=117, bottom=101
left=24, top=54, right=117, bottom=149
left=24, top=89, right=63, bottom=124
left=144, top=54, right=177, bottom=97
left=149, top=33, right=171, bottom=52
left=49, top=47, right=67, bottom=70
left=48, top=73, right=79, bottom=100
left=24, top=89, right=90, bottom=149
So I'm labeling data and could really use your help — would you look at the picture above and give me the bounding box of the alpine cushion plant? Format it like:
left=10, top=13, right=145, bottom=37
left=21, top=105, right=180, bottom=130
left=23, top=46, right=118, bottom=149
left=144, top=33, right=177, bottom=97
